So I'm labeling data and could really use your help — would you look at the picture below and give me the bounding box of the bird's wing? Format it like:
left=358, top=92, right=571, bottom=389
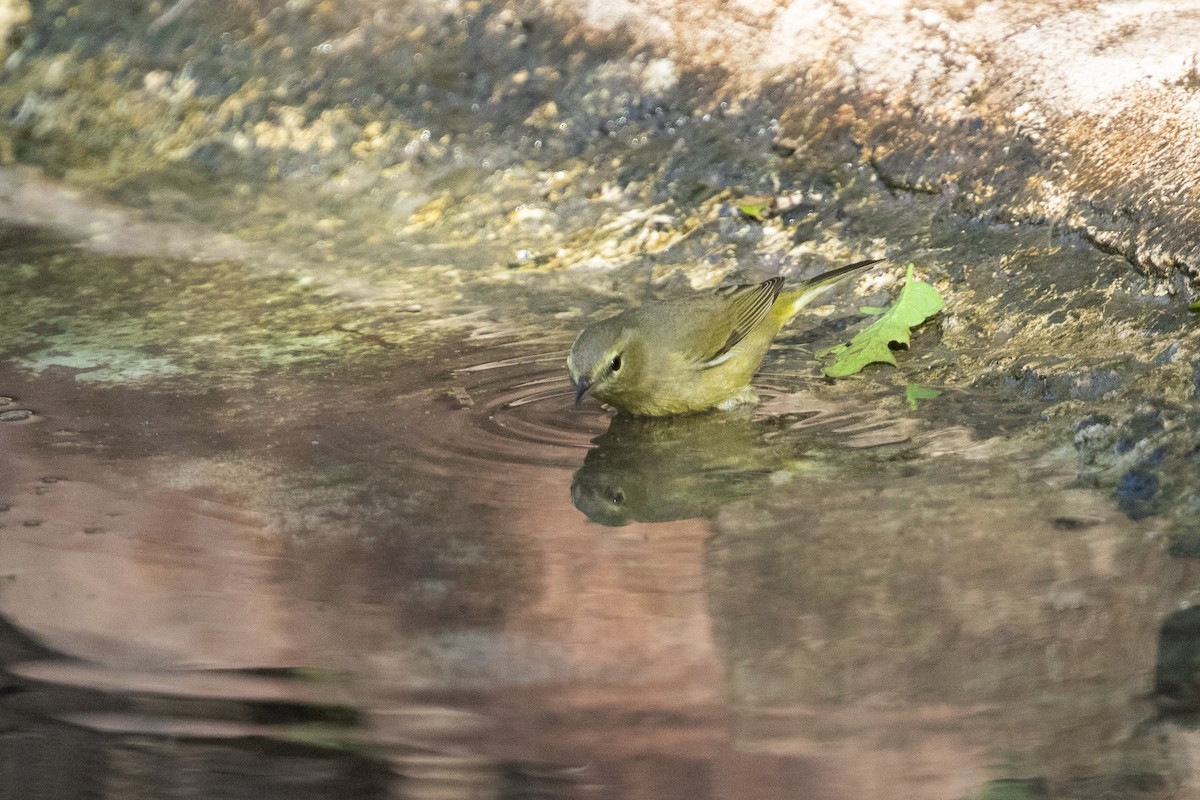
left=686, top=277, right=784, bottom=368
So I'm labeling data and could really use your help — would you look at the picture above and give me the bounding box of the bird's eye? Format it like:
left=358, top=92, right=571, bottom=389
left=610, top=355, right=622, bottom=372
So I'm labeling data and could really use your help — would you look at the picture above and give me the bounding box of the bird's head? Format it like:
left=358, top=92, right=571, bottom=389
left=567, top=315, right=635, bottom=407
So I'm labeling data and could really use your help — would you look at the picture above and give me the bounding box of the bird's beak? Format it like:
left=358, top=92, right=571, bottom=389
left=573, top=376, right=592, bottom=406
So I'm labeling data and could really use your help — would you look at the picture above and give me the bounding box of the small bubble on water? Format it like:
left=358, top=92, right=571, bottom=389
left=0, top=409, right=33, bottom=422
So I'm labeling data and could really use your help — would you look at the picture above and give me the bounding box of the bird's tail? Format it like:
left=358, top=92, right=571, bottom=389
left=779, top=258, right=883, bottom=323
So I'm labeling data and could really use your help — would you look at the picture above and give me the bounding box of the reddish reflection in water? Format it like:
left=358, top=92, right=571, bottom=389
left=0, top=331, right=1197, bottom=799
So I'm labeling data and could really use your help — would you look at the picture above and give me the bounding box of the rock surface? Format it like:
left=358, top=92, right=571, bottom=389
left=568, top=0, right=1200, bottom=275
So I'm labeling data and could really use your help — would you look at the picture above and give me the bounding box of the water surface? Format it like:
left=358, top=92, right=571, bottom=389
left=0, top=223, right=1196, bottom=800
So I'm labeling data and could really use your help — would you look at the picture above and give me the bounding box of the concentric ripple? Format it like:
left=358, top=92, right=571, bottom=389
left=387, top=341, right=920, bottom=502
left=457, top=352, right=605, bottom=451
left=401, top=344, right=610, bottom=475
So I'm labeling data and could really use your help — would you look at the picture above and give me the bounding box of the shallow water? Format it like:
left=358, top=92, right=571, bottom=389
left=1, top=222, right=1198, bottom=800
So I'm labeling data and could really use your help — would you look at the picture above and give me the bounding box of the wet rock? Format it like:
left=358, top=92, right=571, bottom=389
left=1116, top=464, right=1160, bottom=520
left=1155, top=606, right=1200, bottom=711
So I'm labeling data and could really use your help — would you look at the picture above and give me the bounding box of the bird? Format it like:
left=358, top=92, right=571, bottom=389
left=567, top=258, right=882, bottom=416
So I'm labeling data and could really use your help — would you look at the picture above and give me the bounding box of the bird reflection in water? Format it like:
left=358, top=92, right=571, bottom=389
left=570, top=409, right=820, bottom=526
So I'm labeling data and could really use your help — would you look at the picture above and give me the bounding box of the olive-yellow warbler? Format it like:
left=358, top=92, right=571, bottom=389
left=568, top=258, right=882, bottom=416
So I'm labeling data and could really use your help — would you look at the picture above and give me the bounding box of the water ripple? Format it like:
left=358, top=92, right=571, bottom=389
left=397, top=346, right=609, bottom=475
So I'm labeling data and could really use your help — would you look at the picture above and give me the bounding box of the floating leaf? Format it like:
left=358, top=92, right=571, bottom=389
left=820, top=263, right=944, bottom=377
left=905, top=384, right=942, bottom=411
left=858, top=305, right=888, bottom=316
left=1189, top=298, right=1200, bottom=312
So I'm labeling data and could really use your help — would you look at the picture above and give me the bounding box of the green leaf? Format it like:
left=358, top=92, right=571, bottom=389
left=1189, top=298, right=1200, bottom=312
left=820, top=263, right=944, bottom=377
left=737, top=202, right=769, bottom=221
left=905, top=384, right=942, bottom=411
left=858, top=305, right=888, bottom=316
